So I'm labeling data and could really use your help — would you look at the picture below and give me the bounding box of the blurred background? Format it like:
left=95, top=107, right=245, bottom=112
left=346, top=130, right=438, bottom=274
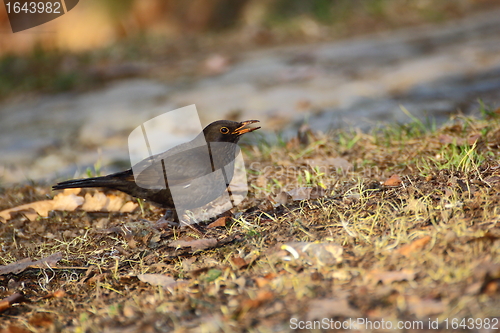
left=1, top=0, right=500, bottom=184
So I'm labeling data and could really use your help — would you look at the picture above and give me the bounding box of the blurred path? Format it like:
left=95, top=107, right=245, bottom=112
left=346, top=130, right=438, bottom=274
left=2, top=9, right=500, bottom=183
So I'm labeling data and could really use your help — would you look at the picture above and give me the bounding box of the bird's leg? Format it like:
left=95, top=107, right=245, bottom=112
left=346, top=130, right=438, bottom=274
left=153, top=209, right=179, bottom=229
left=152, top=211, right=203, bottom=236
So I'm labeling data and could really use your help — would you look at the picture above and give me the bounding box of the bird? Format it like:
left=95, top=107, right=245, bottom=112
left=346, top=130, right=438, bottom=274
left=52, top=120, right=260, bottom=225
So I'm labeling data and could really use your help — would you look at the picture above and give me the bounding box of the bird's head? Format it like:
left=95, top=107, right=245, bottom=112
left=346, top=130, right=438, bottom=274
left=203, top=120, right=260, bottom=143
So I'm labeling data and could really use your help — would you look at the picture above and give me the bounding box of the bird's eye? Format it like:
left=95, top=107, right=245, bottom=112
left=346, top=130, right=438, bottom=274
left=220, top=127, right=229, bottom=134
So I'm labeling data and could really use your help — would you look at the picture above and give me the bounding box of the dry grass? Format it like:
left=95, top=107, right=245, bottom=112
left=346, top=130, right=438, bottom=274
left=1, top=106, right=500, bottom=332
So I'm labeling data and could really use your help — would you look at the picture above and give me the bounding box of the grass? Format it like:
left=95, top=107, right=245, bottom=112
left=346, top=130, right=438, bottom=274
left=1, top=106, right=500, bottom=331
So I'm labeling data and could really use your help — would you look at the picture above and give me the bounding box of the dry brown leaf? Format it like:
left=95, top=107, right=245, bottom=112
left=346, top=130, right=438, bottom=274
left=231, top=256, right=247, bottom=269
left=169, top=238, right=218, bottom=251
left=207, top=216, right=229, bottom=228
left=396, top=236, right=431, bottom=257
left=120, top=201, right=139, bottom=213
left=254, top=274, right=277, bottom=289
left=80, top=192, right=108, bottom=211
left=106, top=194, right=126, bottom=212
left=255, top=277, right=270, bottom=288
left=0, top=192, right=84, bottom=222
left=383, top=174, right=402, bottom=186
left=0, top=293, right=30, bottom=314
left=0, top=187, right=137, bottom=222
left=81, top=193, right=137, bottom=213
left=240, top=291, right=274, bottom=312
left=367, top=269, right=416, bottom=285
left=137, top=274, right=188, bottom=292
left=0, top=253, right=63, bottom=275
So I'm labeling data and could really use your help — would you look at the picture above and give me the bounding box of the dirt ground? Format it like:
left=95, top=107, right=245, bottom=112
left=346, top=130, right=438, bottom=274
left=1, top=108, right=500, bottom=332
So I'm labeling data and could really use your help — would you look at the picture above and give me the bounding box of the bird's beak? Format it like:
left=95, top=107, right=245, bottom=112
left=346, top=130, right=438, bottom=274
left=232, top=120, right=261, bottom=135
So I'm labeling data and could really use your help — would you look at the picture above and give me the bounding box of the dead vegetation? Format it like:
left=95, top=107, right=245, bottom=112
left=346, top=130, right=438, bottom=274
left=1, top=106, right=500, bottom=332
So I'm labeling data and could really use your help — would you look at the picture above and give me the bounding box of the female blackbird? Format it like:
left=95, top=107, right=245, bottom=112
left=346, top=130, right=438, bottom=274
left=53, top=120, right=260, bottom=224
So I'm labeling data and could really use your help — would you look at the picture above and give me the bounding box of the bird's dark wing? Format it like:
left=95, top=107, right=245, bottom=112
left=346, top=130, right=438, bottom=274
left=132, top=144, right=232, bottom=189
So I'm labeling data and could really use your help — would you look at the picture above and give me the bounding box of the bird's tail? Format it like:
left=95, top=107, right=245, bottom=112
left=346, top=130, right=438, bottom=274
left=52, top=176, right=118, bottom=191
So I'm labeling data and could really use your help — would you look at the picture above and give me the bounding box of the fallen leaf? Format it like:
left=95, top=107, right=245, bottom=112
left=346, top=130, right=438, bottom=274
left=383, top=174, right=402, bottom=186
left=80, top=192, right=108, bottom=211
left=0, top=189, right=137, bottom=222
left=396, top=236, right=431, bottom=257
left=81, top=193, right=137, bottom=213
left=137, top=274, right=175, bottom=287
left=231, top=256, right=247, bottom=269
left=169, top=238, right=218, bottom=251
left=207, top=216, right=229, bottom=228
left=0, top=293, right=30, bottom=313
left=0, top=253, right=63, bottom=275
left=0, top=193, right=84, bottom=222
left=239, top=291, right=274, bottom=313
left=120, top=201, right=138, bottom=213
left=255, top=277, right=270, bottom=288
left=137, top=274, right=187, bottom=292
left=367, top=269, right=416, bottom=285
left=105, top=194, right=125, bottom=212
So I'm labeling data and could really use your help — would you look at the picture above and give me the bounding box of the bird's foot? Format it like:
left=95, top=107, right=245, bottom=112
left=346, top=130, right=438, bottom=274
left=153, top=216, right=179, bottom=229
left=147, top=210, right=179, bottom=229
